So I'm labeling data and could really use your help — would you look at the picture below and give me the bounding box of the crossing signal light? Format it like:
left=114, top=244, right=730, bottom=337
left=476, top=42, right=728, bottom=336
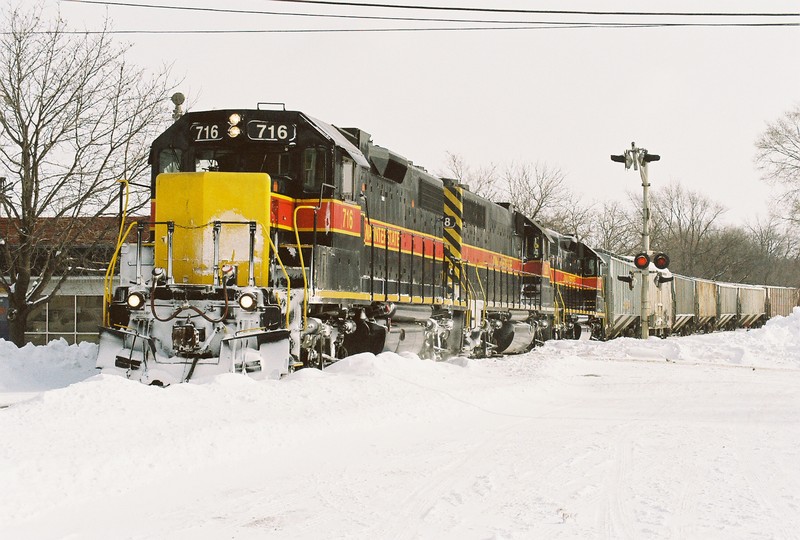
left=633, top=253, right=650, bottom=270
left=653, top=252, right=670, bottom=270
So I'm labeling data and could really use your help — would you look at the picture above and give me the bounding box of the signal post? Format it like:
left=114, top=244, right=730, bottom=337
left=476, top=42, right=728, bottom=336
left=611, top=143, right=666, bottom=340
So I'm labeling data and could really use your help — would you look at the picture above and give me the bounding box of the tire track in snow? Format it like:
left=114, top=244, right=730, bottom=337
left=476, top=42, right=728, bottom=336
left=733, top=424, right=800, bottom=540
left=600, top=421, right=637, bottom=540
left=376, top=417, right=529, bottom=540
left=366, top=398, right=584, bottom=540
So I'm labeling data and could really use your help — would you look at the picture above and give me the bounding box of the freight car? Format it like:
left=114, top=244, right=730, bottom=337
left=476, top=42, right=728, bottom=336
left=665, top=276, right=772, bottom=335
left=767, top=286, right=799, bottom=318
left=596, top=250, right=673, bottom=339
left=96, top=106, right=799, bottom=385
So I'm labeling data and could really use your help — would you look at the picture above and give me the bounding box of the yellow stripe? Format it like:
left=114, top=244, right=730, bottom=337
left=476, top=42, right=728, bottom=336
left=278, top=215, right=519, bottom=271
left=310, top=290, right=475, bottom=309
left=272, top=223, right=362, bottom=237
left=443, top=206, right=460, bottom=219
left=313, top=290, right=448, bottom=305
left=353, top=219, right=518, bottom=270
left=272, top=195, right=362, bottom=209
left=312, top=290, right=372, bottom=301
left=444, top=188, right=463, bottom=209
left=363, top=218, right=433, bottom=239
left=295, top=197, right=359, bottom=207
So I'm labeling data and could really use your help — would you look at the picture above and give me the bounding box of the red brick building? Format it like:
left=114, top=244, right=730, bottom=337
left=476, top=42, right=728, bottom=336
left=0, top=216, right=147, bottom=344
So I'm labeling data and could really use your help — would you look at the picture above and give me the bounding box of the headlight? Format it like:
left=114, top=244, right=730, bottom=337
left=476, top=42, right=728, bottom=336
left=228, top=113, right=241, bottom=126
left=126, top=291, right=145, bottom=310
left=238, top=292, right=257, bottom=311
left=228, top=125, right=241, bottom=138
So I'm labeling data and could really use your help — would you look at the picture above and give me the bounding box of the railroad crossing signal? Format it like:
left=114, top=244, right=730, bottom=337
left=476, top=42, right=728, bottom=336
left=633, top=253, right=650, bottom=270
left=653, top=252, right=670, bottom=270
left=632, top=252, right=670, bottom=270
left=621, top=251, right=670, bottom=288
left=633, top=252, right=670, bottom=270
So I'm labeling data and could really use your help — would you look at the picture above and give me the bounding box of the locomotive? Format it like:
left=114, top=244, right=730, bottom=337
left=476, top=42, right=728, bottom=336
left=97, top=105, right=603, bottom=384
left=96, top=105, right=798, bottom=385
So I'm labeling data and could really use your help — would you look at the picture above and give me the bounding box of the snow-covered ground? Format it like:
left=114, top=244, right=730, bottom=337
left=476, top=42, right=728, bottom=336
left=2, top=311, right=800, bottom=540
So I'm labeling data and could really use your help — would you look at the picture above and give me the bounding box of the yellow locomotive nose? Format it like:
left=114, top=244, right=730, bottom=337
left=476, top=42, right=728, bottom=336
left=153, top=171, right=272, bottom=286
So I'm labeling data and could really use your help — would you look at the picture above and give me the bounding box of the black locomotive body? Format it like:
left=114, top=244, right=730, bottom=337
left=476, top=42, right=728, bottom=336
left=96, top=107, right=603, bottom=383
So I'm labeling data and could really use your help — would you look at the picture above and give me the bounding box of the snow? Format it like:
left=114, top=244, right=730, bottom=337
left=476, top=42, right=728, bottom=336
left=2, top=311, right=800, bottom=539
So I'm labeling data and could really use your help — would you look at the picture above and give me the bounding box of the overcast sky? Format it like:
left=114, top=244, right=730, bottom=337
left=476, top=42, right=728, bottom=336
left=49, top=0, right=800, bottom=223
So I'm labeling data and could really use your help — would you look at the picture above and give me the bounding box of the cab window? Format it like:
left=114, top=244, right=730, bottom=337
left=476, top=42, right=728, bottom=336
left=341, top=157, right=355, bottom=200
left=242, top=152, right=290, bottom=175
left=195, top=149, right=237, bottom=171
left=303, top=147, right=326, bottom=191
left=159, top=149, right=182, bottom=173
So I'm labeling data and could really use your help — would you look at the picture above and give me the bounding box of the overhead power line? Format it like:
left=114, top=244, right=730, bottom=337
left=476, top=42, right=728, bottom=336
left=40, top=0, right=800, bottom=35
left=262, top=0, right=800, bottom=18
left=26, top=22, right=800, bottom=36
left=61, top=0, right=800, bottom=19
left=52, top=1, right=690, bottom=25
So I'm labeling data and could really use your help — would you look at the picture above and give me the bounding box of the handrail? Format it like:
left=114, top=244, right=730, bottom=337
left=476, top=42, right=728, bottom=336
left=475, top=264, right=488, bottom=322
left=555, top=284, right=565, bottom=327
left=461, top=264, right=477, bottom=327
left=268, top=234, right=291, bottom=329
left=293, top=204, right=316, bottom=331
left=103, top=221, right=138, bottom=326
left=115, top=180, right=130, bottom=247
left=103, top=179, right=134, bottom=326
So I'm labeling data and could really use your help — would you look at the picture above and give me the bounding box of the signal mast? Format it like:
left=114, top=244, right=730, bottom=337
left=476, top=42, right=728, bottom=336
left=611, top=143, right=669, bottom=339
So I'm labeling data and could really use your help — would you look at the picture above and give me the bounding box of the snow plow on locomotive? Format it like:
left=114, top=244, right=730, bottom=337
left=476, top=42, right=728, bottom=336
left=96, top=106, right=605, bottom=384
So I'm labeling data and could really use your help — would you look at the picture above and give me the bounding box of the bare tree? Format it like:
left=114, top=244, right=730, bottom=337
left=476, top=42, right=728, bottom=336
left=747, top=215, right=800, bottom=285
left=702, top=226, right=762, bottom=283
left=755, top=104, right=800, bottom=224
left=0, top=6, right=174, bottom=345
left=587, top=199, right=638, bottom=254
left=541, top=194, right=595, bottom=243
left=649, top=182, right=727, bottom=277
left=500, top=161, right=571, bottom=221
left=440, top=152, right=500, bottom=200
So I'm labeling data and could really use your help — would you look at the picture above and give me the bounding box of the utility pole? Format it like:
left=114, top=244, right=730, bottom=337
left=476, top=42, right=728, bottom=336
left=611, top=143, right=660, bottom=340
